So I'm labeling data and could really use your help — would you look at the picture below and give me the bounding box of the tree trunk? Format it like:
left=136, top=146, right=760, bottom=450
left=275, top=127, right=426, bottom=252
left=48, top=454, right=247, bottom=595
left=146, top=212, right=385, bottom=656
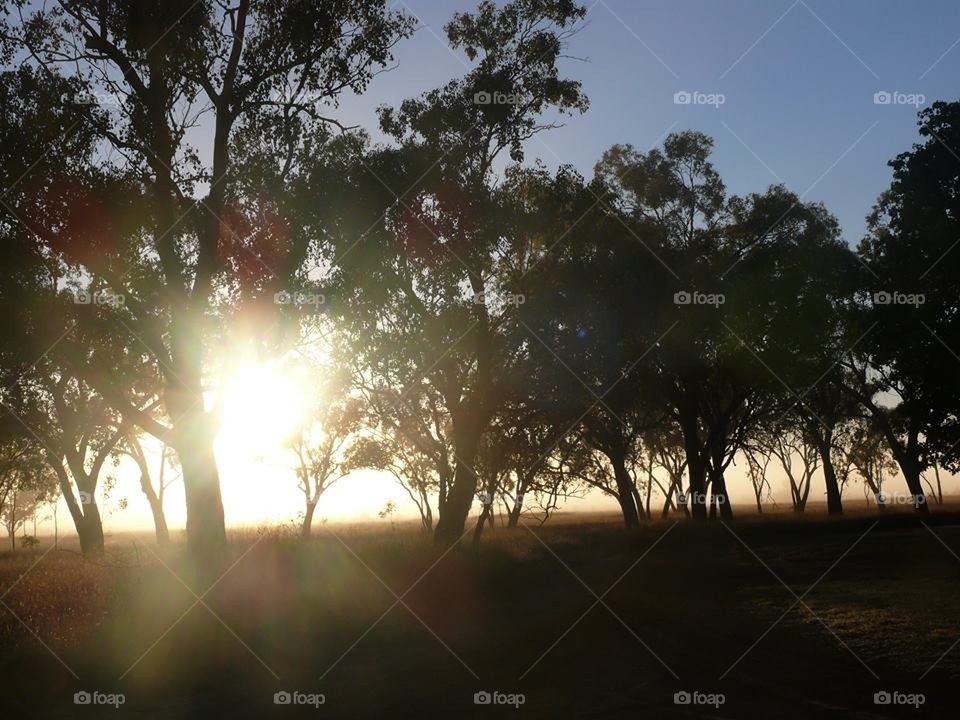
left=900, top=463, right=929, bottom=513
left=174, top=409, right=227, bottom=560
left=708, top=452, right=733, bottom=520
left=678, top=411, right=708, bottom=521
left=140, top=476, right=169, bottom=546
left=49, top=458, right=105, bottom=558
left=817, top=439, right=843, bottom=515
left=508, top=495, right=523, bottom=529
left=472, top=503, right=492, bottom=548
left=301, top=500, right=317, bottom=539
left=611, top=453, right=640, bottom=528
left=77, top=502, right=105, bottom=556
left=434, top=428, right=481, bottom=545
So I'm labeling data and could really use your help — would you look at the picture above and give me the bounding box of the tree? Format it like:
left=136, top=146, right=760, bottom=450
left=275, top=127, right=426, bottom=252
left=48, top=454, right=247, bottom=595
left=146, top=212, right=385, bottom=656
left=121, top=435, right=173, bottom=545
left=852, top=101, right=960, bottom=511
left=0, top=437, right=56, bottom=550
left=3, top=0, right=415, bottom=560
left=753, top=421, right=819, bottom=513
left=594, top=134, right=839, bottom=521
left=319, top=0, right=588, bottom=544
left=287, top=369, right=364, bottom=539
left=844, top=420, right=897, bottom=509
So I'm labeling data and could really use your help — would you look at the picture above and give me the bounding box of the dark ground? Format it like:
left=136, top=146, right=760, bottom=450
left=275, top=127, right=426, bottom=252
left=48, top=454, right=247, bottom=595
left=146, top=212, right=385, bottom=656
left=2, top=511, right=960, bottom=718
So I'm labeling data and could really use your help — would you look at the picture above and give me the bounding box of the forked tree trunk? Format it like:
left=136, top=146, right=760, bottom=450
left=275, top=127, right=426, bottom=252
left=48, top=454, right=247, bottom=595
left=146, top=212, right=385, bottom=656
left=472, top=502, right=494, bottom=548
left=51, top=459, right=105, bottom=557
left=508, top=495, right=523, bottom=529
left=708, top=449, right=733, bottom=521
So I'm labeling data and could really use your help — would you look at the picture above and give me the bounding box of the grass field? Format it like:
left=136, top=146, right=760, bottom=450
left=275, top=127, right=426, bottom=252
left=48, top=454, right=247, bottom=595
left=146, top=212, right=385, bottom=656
left=2, top=510, right=960, bottom=718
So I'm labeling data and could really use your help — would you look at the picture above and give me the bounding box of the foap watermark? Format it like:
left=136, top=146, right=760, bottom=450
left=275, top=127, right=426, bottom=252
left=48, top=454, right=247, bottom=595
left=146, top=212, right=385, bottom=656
left=674, top=690, right=725, bottom=708
left=874, top=91, right=926, bottom=108
left=274, top=291, right=326, bottom=312
left=877, top=491, right=927, bottom=507
left=474, top=90, right=528, bottom=106
left=62, top=90, right=123, bottom=109
left=471, top=291, right=525, bottom=307
left=273, top=690, right=325, bottom=708
left=474, top=690, right=525, bottom=708
left=674, top=90, right=725, bottom=108
left=74, top=289, right=125, bottom=308
left=74, top=691, right=125, bottom=708
left=872, top=291, right=924, bottom=307
left=676, top=491, right=712, bottom=506
left=874, top=690, right=925, bottom=708
left=674, top=290, right=724, bottom=307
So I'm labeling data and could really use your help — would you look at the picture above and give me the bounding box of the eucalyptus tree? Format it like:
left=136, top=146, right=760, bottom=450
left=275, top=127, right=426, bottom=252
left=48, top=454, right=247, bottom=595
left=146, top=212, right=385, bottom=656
left=2, top=0, right=415, bottom=558
left=341, top=0, right=588, bottom=544
left=318, top=0, right=590, bottom=544
left=850, top=101, right=960, bottom=511
left=594, top=133, right=750, bottom=520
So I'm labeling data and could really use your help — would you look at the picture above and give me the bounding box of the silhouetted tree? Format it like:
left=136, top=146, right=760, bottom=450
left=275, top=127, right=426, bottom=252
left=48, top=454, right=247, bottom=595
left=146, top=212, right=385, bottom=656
left=852, top=101, right=960, bottom=511
left=2, top=0, right=415, bottom=560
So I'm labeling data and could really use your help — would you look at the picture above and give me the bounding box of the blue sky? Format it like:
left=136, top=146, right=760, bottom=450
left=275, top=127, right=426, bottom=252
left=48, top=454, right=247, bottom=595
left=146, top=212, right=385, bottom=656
left=338, top=0, right=960, bottom=247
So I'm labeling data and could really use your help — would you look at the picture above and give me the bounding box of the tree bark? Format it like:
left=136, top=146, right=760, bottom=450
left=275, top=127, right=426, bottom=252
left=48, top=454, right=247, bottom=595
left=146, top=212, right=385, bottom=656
left=77, top=502, right=105, bottom=556
left=301, top=500, right=317, bottom=538
left=678, top=410, right=708, bottom=521
left=899, top=463, right=929, bottom=513
left=708, top=448, right=733, bottom=520
left=433, top=426, right=481, bottom=544
left=508, top=495, right=523, bottom=528
left=173, top=408, right=227, bottom=559
left=139, top=474, right=169, bottom=546
left=816, top=438, right=843, bottom=516
left=611, top=452, right=640, bottom=528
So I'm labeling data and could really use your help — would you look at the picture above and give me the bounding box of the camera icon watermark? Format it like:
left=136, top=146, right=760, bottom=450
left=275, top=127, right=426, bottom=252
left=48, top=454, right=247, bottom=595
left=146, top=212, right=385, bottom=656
left=273, top=690, right=325, bottom=707
left=673, top=90, right=725, bottom=108
left=877, top=491, right=926, bottom=507
left=274, top=291, right=326, bottom=313
left=473, top=690, right=525, bottom=708
left=474, top=90, right=526, bottom=106
left=74, top=690, right=125, bottom=708
left=873, top=91, right=926, bottom=108
left=873, top=690, right=924, bottom=708
left=872, top=291, right=924, bottom=307
left=674, top=290, right=724, bottom=307
left=73, top=289, right=125, bottom=308
left=673, top=690, right=725, bottom=708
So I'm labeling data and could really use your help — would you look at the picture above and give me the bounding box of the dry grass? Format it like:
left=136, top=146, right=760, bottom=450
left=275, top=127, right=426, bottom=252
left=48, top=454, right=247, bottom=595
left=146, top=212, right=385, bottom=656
left=2, top=512, right=960, bottom=718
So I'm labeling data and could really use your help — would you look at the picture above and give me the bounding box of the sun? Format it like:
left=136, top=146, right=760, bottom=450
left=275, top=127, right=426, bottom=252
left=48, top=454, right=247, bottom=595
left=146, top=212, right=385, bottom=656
left=216, top=363, right=306, bottom=458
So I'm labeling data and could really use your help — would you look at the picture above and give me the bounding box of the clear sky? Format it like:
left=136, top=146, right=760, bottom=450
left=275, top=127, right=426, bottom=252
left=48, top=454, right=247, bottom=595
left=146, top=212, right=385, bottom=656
left=339, top=0, right=960, bottom=247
